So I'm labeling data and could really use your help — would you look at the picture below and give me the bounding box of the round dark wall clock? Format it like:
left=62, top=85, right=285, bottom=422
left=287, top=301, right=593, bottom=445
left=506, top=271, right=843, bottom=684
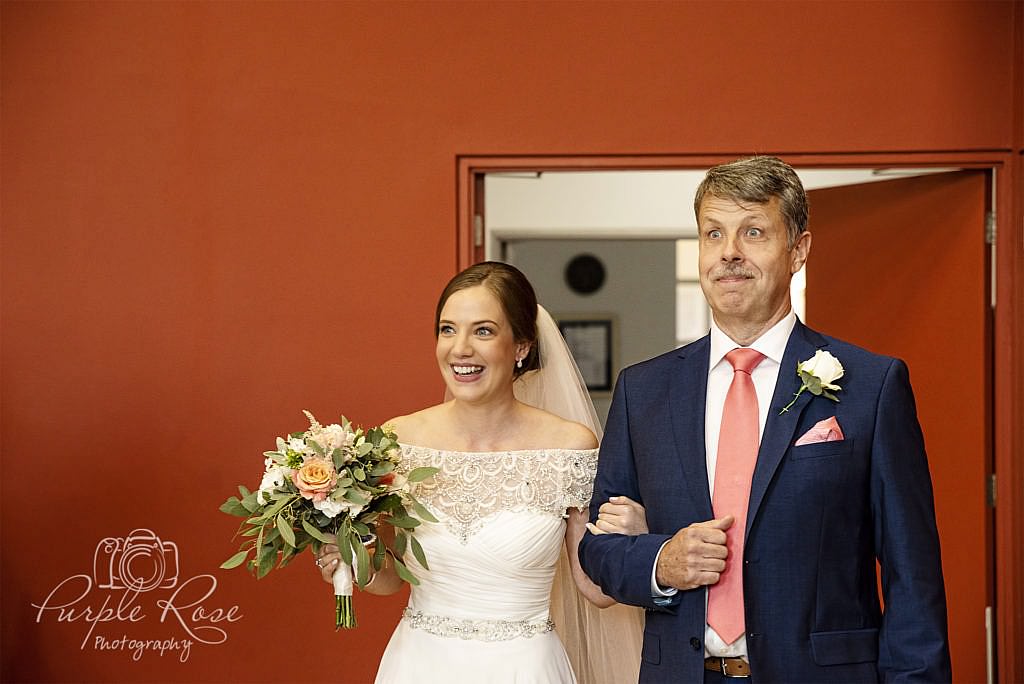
left=565, top=254, right=606, bottom=295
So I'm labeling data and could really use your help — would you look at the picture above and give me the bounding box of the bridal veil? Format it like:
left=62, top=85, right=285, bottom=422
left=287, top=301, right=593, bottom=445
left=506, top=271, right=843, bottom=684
left=514, top=306, right=644, bottom=684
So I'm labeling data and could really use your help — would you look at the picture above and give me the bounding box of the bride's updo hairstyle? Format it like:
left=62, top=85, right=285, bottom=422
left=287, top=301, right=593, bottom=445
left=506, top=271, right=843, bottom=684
left=435, top=261, right=540, bottom=379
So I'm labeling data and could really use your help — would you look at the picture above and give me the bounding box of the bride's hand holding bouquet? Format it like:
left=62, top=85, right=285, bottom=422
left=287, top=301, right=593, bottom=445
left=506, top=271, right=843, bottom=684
left=220, top=410, right=438, bottom=628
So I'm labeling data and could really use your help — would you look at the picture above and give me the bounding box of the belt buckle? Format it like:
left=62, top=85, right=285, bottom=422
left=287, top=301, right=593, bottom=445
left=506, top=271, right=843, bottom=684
left=720, top=657, right=750, bottom=678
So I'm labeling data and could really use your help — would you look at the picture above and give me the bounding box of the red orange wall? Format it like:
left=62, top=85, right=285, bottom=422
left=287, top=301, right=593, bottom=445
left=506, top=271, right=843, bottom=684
left=2, top=2, right=1020, bottom=682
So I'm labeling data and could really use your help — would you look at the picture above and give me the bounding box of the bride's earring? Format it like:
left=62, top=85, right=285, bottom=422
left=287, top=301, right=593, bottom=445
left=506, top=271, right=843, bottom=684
left=516, top=357, right=523, bottom=369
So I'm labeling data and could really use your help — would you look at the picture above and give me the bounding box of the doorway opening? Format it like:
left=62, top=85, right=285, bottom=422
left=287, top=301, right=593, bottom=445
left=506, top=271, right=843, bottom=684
left=459, top=156, right=999, bottom=684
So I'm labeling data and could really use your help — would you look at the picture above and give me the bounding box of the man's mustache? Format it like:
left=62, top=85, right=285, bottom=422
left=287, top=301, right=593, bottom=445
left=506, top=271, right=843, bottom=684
left=711, top=267, right=755, bottom=281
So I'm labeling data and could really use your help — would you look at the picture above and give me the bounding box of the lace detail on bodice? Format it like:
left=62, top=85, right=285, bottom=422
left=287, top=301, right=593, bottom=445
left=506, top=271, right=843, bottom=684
left=398, top=445, right=598, bottom=543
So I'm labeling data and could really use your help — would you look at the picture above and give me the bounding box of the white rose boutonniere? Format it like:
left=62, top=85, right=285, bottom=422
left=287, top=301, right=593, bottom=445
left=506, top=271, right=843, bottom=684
left=780, top=350, right=844, bottom=414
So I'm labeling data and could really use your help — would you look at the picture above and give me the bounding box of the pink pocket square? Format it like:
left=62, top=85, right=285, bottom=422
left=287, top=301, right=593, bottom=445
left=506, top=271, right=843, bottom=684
left=794, top=416, right=845, bottom=446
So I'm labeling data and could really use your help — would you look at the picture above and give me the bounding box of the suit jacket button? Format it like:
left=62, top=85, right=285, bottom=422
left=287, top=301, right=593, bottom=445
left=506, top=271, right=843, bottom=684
left=689, top=637, right=701, bottom=650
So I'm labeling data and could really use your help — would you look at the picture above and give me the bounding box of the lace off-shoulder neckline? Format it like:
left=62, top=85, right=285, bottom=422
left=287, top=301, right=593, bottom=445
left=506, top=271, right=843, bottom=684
left=397, top=444, right=598, bottom=543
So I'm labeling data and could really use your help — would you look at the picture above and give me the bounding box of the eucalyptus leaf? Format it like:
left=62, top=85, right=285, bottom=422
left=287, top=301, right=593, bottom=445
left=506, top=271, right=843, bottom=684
left=219, top=497, right=249, bottom=517
left=409, top=534, right=429, bottom=570
left=390, top=515, right=421, bottom=530
left=308, top=439, right=325, bottom=457
left=408, top=495, right=439, bottom=523
left=220, top=550, right=249, bottom=569
left=301, top=518, right=334, bottom=544
left=357, top=442, right=374, bottom=457
left=369, top=462, right=395, bottom=477
left=278, top=544, right=297, bottom=568
left=256, top=542, right=277, bottom=578
left=338, top=534, right=353, bottom=565
left=377, top=494, right=403, bottom=512
left=352, top=466, right=365, bottom=481
left=263, top=495, right=292, bottom=518
left=353, top=539, right=371, bottom=587
left=332, top=448, right=345, bottom=469
left=345, top=489, right=369, bottom=505
left=392, top=557, right=419, bottom=586
left=394, top=530, right=408, bottom=558
left=276, top=515, right=296, bottom=547
left=407, top=466, right=440, bottom=483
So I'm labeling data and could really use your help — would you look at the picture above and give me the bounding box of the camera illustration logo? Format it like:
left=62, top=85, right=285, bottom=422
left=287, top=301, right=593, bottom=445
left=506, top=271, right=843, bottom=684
left=93, top=528, right=179, bottom=592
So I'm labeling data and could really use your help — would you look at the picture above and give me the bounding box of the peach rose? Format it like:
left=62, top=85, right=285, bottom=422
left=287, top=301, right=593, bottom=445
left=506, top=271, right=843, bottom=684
left=292, top=458, right=337, bottom=502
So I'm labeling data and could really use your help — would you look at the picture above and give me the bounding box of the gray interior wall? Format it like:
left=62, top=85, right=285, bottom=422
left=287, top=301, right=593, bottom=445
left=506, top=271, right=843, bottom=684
left=506, top=239, right=677, bottom=427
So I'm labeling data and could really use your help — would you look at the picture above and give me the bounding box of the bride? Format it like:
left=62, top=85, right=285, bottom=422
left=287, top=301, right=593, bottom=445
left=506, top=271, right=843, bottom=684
left=317, top=262, right=645, bottom=683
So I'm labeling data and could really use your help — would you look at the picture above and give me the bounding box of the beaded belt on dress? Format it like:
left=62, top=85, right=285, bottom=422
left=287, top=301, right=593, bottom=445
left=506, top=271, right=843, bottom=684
left=402, top=608, right=555, bottom=641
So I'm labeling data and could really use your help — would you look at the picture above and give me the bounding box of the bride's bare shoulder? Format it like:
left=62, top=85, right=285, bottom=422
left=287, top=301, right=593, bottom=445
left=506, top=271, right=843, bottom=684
left=386, top=403, right=449, bottom=444
left=523, top=405, right=598, bottom=451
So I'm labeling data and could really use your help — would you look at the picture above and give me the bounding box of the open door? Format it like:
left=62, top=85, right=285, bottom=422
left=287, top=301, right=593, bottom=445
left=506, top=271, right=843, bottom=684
left=806, top=171, right=992, bottom=683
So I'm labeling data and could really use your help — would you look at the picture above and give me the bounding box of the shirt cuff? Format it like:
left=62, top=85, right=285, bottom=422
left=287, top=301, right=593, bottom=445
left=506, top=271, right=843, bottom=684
left=650, top=539, right=679, bottom=600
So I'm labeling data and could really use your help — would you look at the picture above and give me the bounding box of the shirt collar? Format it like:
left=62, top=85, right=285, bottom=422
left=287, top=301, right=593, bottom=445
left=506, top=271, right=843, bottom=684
left=709, top=311, right=797, bottom=370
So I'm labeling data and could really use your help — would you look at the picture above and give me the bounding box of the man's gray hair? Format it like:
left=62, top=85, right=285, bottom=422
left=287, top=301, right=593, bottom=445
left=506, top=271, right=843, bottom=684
left=694, top=156, right=809, bottom=247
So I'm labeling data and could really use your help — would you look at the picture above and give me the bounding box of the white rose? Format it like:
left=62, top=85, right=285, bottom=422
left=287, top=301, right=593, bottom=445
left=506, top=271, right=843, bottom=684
left=314, top=497, right=364, bottom=519
left=317, top=423, right=354, bottom=452
left=799, top=350, right=844, bottom=389
left=257, top=466, right=289, bottom=504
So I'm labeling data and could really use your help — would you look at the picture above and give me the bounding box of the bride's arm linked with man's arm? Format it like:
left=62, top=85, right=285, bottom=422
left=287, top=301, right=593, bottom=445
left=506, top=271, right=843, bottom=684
left=565, top=497, right=643, bottom=610
left=563, top=496, right=648, bottom=608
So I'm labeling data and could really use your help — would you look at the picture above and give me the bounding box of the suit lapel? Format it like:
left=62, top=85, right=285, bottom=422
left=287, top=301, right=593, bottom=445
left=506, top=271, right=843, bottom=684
left=745, top=321, right=830, bottom=538
left=669, top=336, right=714, bottom=519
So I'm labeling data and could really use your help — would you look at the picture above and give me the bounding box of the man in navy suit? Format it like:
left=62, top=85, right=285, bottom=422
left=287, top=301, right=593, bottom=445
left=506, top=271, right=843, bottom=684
left=579, top=156, right=950, bottom=683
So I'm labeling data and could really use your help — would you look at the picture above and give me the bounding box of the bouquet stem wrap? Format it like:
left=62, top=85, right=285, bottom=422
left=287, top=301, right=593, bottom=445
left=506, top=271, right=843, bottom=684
left=333, top=553, right=358, bottom=629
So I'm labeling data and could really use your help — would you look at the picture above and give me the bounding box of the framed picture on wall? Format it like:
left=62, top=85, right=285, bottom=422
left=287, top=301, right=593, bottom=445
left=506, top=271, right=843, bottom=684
left=557, top=317, right=614, bottom=392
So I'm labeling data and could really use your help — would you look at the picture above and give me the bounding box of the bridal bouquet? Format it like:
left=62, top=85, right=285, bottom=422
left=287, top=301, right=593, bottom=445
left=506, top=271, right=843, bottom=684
left=220, top=411, right=438, bottom=628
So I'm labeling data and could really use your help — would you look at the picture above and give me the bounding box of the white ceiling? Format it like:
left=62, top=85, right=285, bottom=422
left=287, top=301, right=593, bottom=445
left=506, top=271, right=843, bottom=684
left=486, top=167, right=959, bottom=241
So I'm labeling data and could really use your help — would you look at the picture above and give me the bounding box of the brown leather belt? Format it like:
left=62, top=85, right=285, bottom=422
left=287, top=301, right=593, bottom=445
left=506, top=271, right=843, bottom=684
left=704, top=657, right=752, bottom=678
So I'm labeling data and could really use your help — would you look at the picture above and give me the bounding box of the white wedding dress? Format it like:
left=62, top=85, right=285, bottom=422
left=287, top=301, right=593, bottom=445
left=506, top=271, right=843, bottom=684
left=375, top=444, right=598, bottom=683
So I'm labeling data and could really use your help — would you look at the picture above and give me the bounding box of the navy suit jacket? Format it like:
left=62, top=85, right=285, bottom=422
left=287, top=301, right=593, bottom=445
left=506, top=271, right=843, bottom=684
left=578, top=321, right=951, bottom=683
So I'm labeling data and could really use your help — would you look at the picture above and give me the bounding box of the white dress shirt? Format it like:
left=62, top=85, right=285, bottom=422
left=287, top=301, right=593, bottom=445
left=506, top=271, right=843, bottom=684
left=651, top=311, right=797, bottom=659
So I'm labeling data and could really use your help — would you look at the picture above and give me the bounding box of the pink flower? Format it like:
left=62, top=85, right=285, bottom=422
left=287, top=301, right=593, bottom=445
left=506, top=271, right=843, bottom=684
left=292, top=458, right=337, bottom=502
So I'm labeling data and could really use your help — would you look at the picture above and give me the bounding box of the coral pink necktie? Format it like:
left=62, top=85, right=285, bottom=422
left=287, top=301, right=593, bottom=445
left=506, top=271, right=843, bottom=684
left=707, top=347, right=765, bottom=644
